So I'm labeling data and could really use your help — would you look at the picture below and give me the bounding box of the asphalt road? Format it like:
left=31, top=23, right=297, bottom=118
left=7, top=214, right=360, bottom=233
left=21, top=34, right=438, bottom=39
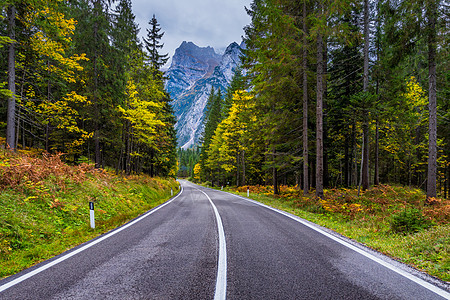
left=1, top=180, right=449, bottom=299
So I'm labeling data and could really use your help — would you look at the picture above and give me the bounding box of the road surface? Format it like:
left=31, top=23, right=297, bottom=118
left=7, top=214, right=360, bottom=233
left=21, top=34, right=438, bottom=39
left=1, top=180, right=449, bottom=299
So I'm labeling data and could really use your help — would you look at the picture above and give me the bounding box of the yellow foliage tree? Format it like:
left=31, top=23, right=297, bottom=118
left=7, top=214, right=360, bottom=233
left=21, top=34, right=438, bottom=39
left=206, top=90, right=255, bottom=184
left=193, top=163, right=201, bottom=182
left=16, top=0, right=90, bottom=154
left=118, top=79, right=163, bottom=147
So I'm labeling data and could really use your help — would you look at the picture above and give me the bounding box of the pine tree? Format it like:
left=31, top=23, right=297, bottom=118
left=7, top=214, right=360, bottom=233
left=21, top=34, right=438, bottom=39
left=426, top=0, right=438, bottom=199
left=361, top=0, right=370, bottom=191
left=315, top=0, right=325, bottom=199
left=199, top=86, right=222, bottom=182
left=143, top=14, right=169, bottom=72
left=6, top=4, right=15, bottom=150
left=302, top=0, right=309, bottom=195
left=222, top=67, right=245, bottom=120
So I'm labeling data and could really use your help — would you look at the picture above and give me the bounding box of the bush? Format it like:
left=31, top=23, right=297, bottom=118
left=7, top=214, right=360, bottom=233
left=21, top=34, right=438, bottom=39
left=391, top=208, right=431, bottom=234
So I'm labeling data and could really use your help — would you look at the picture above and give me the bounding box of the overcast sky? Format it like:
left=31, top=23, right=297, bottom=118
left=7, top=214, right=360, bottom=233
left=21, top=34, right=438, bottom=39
left=131, top=0, right=252, bottom=66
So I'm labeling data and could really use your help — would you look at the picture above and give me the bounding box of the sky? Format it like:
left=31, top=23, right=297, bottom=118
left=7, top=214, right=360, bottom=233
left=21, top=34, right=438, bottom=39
left=131, top=0, right=252, bottom=66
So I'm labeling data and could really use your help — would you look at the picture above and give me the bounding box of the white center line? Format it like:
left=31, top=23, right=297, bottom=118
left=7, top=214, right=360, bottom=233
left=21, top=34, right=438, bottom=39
left=0, top=185, right=184, bottom=293
left=195, top=187, right=227, bottom=300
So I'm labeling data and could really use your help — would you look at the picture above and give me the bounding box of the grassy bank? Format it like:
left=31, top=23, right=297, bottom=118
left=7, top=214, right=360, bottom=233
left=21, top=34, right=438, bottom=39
left=0, top=149, right=179, bottom=279
left=221, top=184, right=449, bottom=282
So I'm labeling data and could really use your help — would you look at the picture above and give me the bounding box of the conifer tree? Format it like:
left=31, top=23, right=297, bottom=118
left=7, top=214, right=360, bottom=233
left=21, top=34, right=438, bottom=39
left=199, top=86, right=222, bottom=182
left=143, top=14, right=169, bottom=71
left=5, top=4, right=15, bottom=150
left=302, top=0, right=309, bottom=195
left=361, top=0, right=370, bottom=191
left=222, top=67, right=245, bottom=120
left=426, top=0, right=438, bottom=199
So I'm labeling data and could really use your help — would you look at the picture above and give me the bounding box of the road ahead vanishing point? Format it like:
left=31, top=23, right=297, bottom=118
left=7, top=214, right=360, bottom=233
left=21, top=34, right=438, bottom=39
left=1, top=180, right=449, bottom=299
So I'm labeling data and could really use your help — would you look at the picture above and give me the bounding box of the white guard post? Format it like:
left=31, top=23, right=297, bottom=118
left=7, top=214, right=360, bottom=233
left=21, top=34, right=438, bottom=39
left=89, top=202, right=95, bottom=229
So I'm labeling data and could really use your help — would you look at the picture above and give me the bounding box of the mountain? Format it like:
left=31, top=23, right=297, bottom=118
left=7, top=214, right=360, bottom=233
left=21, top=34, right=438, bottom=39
left=166, top=41, right=243, bottom=149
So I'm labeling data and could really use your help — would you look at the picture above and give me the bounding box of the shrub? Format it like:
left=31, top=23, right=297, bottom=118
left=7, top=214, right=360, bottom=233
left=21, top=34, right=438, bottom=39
left=391, top=208, right=431, bottom=234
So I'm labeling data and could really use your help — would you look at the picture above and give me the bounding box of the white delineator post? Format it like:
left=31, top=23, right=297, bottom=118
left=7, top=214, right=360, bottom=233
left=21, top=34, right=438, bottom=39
left=247, top=188, right=249, bottom=197
left=89, top=202, right=95, bottom=229
left=171, top=188, right=173, bottom=196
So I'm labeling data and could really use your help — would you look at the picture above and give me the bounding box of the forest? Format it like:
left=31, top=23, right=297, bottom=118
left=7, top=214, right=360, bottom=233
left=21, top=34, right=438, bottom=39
left=1, top=0, right=449, bottom=199
left=0, top=0, right=177, bottom=177
left=193, top=0, right=449, bottom=199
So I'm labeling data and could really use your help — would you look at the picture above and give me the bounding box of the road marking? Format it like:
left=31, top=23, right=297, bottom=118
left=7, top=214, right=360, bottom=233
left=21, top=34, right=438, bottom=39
left=224, top=191, right=450, bottom=299
left=194, top=187, right=227, bottom=300
left=0, top=185, right=184, bottom=293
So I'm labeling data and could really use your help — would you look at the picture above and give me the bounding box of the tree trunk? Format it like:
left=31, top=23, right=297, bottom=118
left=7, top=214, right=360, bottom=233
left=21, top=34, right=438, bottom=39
left=242, top=150, right=246, bottom=186
left=374, top=120, right=380, bottom=185
left=446, top=165, right=449, bottom=199
left=358, top=135, right=365, bottom=196
left=323, top=40, right=329, bottom=188
left=374, top=4, right=381, bottom=187
left=150, top=148, right=155, bottom=177
left=362, top=123, right=369, bottom=190
left=6, top=5, right=16, bottom=151
left=316, top=27, right=324, bottom=199
left=426, top=0, right=437, bottom=200
left=273, top=165, right=279, bottom=195
left=236, top=152, right=240, bottom=187
left=344, top=134, right=349, bottom=187
left=93, top=0, right=101, bottom=169
left=302, top=0, right=309, bottom=195
left=362, top=0, right=370, bottom=191
left=95, top=129, right=101, bottom=168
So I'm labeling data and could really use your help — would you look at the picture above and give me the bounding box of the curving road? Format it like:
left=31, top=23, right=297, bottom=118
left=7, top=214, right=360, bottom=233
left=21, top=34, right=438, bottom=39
left=1, top=180, right=449, bottom=299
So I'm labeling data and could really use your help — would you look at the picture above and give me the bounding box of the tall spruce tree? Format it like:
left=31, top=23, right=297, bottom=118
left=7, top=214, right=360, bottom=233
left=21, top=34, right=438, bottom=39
left=361, top=0, right=370, bottom=191
left=200, top=87, right=222, bottom=182
left=426, top=0, right=438, bottom=199
left=6, top=4, right=15, bottom=150
left=143, top=15, right=169, bottom=71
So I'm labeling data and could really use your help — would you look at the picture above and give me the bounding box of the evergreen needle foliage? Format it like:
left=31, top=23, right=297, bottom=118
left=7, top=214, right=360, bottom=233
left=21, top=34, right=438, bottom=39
left=195, top=0, right=449, bottom=200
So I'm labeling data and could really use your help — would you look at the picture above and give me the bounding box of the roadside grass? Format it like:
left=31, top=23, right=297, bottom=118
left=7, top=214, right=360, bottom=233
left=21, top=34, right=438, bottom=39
left=222, top=184, right=449, bottom=282
left=0, top=148, right=179, bottom=279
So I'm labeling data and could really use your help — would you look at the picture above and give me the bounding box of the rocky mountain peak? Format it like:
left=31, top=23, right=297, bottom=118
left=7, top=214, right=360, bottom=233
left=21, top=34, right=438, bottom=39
left=171, top=41, right=221, bottom=68
left=166, top=41, right=243, bottom=149
left=165, top=42, right=222, bottom=102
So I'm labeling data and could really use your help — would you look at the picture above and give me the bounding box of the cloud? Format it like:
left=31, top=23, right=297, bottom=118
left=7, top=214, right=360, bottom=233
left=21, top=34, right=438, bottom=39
left=132, top=0, right=251, bottom=63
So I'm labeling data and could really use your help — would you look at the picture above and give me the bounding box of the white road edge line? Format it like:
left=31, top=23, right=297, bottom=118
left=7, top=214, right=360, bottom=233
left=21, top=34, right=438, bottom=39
left=224, top=191, right=450, bottom=299
left=0, top=185, right=184, bottom=293
left=195, top=187, right=227, bottom=300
